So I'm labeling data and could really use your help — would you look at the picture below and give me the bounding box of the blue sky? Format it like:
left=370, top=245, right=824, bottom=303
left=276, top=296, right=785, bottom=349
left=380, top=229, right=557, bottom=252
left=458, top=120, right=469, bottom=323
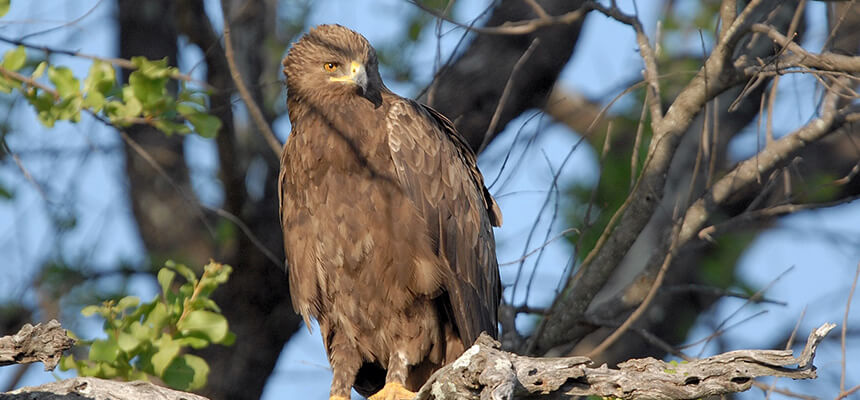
left=0, top=1, right=858, bottom=399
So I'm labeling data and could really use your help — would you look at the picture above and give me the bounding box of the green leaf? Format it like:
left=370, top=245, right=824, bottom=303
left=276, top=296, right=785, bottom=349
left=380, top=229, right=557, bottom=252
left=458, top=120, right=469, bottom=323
left=162, top=354, right=209, bottom=391
left=2, top=46, right=26, bottom=71
left=157, top=268, right=176, bottom=298
left=117, top=331, right=142, bottom=353
left=204, top=262, right=232, bottom=285
left=177, top=104, right=220, bottom=138
left=131, top=56, right=173, bottom=79
left=0, top=0, right=9, bottom=18
left=0, top=76, right=16, bottom=93
left=28, top=91, right=57, bottom=127
left=189, top=297, right=220, bottom=313
left=129, top=321, right=153, bottom=341
left=31, top=61, right=46, bottom=78
left=59, top=354, right=76, bottom=371
left=144, top=302, right=169, bottom=331
left=177, top=310, right=228, bottom=343
left=154, top=118, right=191, bottom=135
left=0, top=182, right=12, bottom=199
left=84, top=60, right=115, bottom=95
left=89, top=339, right=120, bottom=362
left=176, top=335, right=209, bottom=349
left=116, top=296, right=140, bottom=311
left=168, top=261, right=198, bottom=286
left=220, top=331, right=236, bottom=346
left=47, top=66, right=80, bottom=100
left=81, top=305, right=101, bottom=317
left=151, top=336, right=180, bottom=376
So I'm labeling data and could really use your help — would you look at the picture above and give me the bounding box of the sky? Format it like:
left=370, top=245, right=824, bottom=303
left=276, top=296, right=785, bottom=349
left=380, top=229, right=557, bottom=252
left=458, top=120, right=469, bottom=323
left=0, top=1, right=858, bottom=399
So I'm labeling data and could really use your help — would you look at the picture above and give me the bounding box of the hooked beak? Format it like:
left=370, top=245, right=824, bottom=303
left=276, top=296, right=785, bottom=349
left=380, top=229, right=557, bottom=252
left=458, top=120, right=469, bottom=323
left=330, top=61, right=368, bottom=94
left=329, top=60, right=381, bottom=107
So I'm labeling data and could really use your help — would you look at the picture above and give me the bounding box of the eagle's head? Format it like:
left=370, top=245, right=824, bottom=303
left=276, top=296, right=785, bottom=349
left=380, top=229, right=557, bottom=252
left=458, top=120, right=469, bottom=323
left=283, top=24, right=384, bottom=108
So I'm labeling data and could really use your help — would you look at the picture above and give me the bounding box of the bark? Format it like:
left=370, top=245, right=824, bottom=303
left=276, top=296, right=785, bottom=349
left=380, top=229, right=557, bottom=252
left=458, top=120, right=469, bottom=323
left=426, top=0, right=587, bottom=151
left=0, top=321, right=73, bottom=371
left=1, top=378, right=210, bottom=400
left=416, top=324, right=834, bottom=400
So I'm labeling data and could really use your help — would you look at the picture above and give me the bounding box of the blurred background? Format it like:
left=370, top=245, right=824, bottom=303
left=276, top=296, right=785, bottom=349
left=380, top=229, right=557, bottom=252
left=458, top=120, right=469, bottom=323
left=0, top=0, right=858, bottom=399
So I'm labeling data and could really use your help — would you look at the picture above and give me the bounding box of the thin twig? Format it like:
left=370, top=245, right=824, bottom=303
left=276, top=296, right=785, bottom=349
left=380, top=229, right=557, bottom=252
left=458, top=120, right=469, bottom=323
left=0, top=34, right=206, bottom=87
left=409, top=0, right=590, bottom=36
left=699, top=193, right=860, bottom=241
left=478, top=38, right=539, bottom=153
left=221, top=15, right=282, bottom=157
left=766, top=307, right=806, bottom=400
left=586, top=221, right=679, bottom=358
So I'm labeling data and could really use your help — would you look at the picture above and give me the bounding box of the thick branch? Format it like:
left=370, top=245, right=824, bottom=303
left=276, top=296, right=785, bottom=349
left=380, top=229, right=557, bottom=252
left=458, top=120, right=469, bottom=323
left=418, top=324, right=835, bottom=400
left=0, top=320, right=74, bottom=371
left=1, top=377, right=210, bottom=400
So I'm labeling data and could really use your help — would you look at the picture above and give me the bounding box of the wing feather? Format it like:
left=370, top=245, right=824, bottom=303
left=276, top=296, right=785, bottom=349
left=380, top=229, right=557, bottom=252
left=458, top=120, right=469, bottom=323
left=386, top=99, right=502, bottom=344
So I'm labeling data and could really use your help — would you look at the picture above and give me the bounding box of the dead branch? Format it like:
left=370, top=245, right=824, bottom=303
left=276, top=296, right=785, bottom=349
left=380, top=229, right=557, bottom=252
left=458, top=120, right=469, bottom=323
left=1, top=377, right=210, bottom=400
left=0, top=320, right=74, bottom=371
left=417, top=323, right=835, bottom=400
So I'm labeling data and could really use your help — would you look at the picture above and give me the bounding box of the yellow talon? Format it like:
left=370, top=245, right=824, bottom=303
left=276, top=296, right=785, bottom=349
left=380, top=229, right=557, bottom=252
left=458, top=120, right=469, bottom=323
left=368, top=382, right=415, bottom=400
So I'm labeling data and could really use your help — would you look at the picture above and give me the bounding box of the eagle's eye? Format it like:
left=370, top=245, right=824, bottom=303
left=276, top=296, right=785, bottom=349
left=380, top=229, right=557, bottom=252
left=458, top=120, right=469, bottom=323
left=323, top=62, right=339, bottom=72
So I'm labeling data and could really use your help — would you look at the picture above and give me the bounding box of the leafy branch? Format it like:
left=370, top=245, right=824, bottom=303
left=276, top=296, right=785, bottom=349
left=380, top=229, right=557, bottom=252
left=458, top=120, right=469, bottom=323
left=60, top=261, right=234, bottom=392
left=0, top=44, right=221, bottom=138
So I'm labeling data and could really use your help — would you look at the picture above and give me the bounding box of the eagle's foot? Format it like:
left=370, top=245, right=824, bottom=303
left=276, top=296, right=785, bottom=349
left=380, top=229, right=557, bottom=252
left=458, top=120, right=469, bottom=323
left=329, top=396, right=350, bottom=400
left=368, top=382, right=415, bottom=400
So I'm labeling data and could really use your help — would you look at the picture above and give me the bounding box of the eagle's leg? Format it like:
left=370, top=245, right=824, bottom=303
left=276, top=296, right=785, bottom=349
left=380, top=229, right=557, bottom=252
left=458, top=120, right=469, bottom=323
left=369, top=352, right=415, bottom=400
left=328, top=331, right=362, bottom=400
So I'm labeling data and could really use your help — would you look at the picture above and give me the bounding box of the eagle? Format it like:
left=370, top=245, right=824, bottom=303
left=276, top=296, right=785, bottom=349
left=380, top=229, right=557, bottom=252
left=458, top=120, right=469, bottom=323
left=279, top=25, right=502, bottom=400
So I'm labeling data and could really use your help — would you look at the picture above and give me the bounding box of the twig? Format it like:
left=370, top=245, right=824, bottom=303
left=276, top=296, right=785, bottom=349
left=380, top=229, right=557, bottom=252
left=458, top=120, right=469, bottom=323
left=630, top=90, right=649, bottom=190
left=662, top=284, right=787, bottom=306
left=478, top=38, right=539, bottom=153
left=19, top=0, right=107, bottom=40
left=586, top=221, right=679, bottom=358
left=679, top=310, right=769, bottom=351
left=748, top=23, right=860, bottom=73
left=409, top=0, right=590, bottom=36
left=699, top=194, right=860, bottom=241
left=221, top=15, right=282, bottom=157
left=765, top=307, right=807, bottom=400
left=0, top=34, right=207, bottom=87
left=499, top=227, right=579, bottom=266
left=719, top=0, right=737, bottom=41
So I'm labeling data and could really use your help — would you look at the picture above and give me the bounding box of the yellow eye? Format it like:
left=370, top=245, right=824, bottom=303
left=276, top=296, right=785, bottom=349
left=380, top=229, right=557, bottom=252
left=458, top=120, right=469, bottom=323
left=323, top=62, right=338, bottom=72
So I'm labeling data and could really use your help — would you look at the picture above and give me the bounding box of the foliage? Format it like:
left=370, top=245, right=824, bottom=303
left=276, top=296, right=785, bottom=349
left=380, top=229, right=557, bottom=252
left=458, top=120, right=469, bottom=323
left=60, top=261, right=235, bottom=392
left=0, top=46, right=221, bottom=138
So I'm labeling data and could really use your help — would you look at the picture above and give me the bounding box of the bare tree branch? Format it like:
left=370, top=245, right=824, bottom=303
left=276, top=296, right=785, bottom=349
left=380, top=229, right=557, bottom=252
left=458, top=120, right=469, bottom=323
left=1, top=377, right=210, bottom=400
left=417, top=324, right=835, bottom=400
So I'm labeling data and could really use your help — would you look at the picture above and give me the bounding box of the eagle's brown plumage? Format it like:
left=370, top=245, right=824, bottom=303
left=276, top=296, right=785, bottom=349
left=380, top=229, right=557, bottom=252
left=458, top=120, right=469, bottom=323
left=279, top=24, right=502, bottom=399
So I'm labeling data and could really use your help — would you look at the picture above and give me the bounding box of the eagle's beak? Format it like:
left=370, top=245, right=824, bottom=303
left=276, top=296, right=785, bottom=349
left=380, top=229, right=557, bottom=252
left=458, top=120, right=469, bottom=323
left=330, top=61, right=368, bottom=94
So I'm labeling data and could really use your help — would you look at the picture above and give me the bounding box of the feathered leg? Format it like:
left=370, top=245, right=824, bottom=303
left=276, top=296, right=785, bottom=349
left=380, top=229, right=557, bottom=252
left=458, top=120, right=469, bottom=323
left=369, top=352, right=415, bottom=400
left=327, top=331, right=362, bottom=400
